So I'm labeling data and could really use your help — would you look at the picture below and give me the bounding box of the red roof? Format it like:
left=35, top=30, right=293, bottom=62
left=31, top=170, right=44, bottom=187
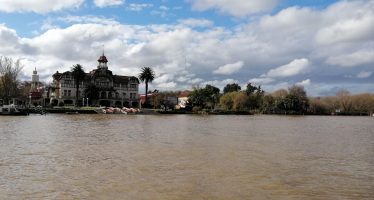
left=98, top=54, right=108, bottom=63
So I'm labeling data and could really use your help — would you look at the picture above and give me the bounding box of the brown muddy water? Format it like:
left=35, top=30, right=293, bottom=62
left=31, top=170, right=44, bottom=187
left=0, top=114, right=373, bottom=199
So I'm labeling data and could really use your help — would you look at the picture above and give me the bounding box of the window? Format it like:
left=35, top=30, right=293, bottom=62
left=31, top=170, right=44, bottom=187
left=123, top=93, right=127, bottom=98
left=68, top=90, right=71, bottom=97
left=130, top=93, right=137, bottom=99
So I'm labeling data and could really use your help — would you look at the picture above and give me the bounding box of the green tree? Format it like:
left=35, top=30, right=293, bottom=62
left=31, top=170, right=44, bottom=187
left=188, top=85, right=220, bottom=109
left=71, top=64, right=86, bottom=107
left=205, top=84, right=220, bottom=109
left=233, top=92, right=249, bottom=110
left=245, top=83, right=257, bottom=95
left=0, top=56, right=23, bottom=104
left=261, top=95, right=275, bottom=113
left=223, top=83, right=241, bottom=94
left=219, top=92, right=235, bottom=110
left=284, top=85, right=309, bottom=114
left=138, top=67, right=155, bottom=106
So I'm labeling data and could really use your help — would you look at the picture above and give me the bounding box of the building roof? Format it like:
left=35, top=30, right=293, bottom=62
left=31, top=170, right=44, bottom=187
left=98, top=54, right=108, bottom=63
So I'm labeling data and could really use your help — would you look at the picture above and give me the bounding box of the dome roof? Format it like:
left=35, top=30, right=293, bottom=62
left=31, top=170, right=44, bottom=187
left=98, top=54, right=108, bottom=63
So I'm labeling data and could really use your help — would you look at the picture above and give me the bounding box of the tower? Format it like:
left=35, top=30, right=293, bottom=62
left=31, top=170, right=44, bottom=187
left=31, top=67, right=39, bottom=91
left=97, top=52, right=108, bottom=70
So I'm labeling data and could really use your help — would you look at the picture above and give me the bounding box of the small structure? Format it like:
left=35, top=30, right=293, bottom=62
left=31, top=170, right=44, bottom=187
left=176, top=91, right=190, bottom=109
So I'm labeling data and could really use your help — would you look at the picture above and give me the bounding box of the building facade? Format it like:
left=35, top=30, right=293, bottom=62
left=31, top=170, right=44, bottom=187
left=50, top=53, right=139, bottom=107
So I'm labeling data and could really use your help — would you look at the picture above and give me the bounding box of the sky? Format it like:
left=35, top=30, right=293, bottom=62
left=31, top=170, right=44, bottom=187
left=0, top=0, right=373, bottom=96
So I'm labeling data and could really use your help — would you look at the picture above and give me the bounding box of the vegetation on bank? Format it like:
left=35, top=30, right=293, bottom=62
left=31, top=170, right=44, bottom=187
left=152, top=84, right=374, bottom=116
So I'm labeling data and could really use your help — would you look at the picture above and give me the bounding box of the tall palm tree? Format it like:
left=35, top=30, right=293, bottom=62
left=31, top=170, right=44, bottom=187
left=138, top=67, right=155, bottom=106
left=71, top=64, right=85, bottom=107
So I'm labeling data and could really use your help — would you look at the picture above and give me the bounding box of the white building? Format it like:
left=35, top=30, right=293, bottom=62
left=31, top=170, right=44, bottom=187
left=50, top=53, right=139, bottom=107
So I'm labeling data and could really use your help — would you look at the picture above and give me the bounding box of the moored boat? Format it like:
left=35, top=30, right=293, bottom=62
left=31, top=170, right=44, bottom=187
left=0, top=104, right=29, bottom=116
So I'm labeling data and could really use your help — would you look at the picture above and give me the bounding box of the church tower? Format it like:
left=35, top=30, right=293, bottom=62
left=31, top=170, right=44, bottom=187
left=31, top=67, right=39, bottom=91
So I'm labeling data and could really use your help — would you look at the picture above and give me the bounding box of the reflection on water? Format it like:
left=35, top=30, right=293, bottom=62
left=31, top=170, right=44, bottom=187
left=0, top=115, right=373, bottom=199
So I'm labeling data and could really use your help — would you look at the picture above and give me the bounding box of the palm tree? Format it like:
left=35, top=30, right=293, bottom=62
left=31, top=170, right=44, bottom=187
left=138, top=67, right=155, bottom=106
left=71, top=64, right=85, bottom=107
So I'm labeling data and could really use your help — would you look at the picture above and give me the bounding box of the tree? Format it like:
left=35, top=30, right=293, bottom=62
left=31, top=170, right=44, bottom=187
left=138, top=67, right=155, bottom=106
left=219, top=92, right=235, bottom=110
left=233, top=92, right=249, bottom=111
left=284, top=85, right=309, bottom=114
left=71, top=64, right=86, bottom=107
left=336, top=90, right=352, bottom=113
left=188, top=85, right=220, bottom=109
left=204, top=84, right=220, bottom=109
left=261, top=95, right=275, bottom=113
left=223, top=83, right=241, bottom=94
left=0, top=56, right=23, bottom=104
left=245, top=83, right=257, bottom=95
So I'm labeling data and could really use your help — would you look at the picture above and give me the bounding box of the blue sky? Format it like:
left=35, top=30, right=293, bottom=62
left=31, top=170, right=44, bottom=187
left=0, top=0, right=373, bottom=95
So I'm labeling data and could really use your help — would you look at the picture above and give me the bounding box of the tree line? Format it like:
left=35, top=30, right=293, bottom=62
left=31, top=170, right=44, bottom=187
left=185, top=83, right=374, bottom=115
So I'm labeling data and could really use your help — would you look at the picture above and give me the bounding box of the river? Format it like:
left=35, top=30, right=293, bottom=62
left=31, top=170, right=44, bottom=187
left=0, top=114, right=373, bottom=199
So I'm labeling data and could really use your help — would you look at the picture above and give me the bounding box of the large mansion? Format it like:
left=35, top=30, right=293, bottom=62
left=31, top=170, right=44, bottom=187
left=50, top=53, right=139, bottom=107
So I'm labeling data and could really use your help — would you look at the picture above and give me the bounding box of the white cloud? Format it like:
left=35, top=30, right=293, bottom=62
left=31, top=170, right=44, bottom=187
left=57, top=15, right=119, bottom=25
left=213, top=61, right=244, bottom=75
left=127, top=3, right=153, bottom=11
left=188, top=0, right=278, bottom=17
left=326, top=50, right=374, bottom=67
left=178, top=18, right=213, bottom=28
left=156, top=82, right=177, bottom=89
left=316, top=2, right=374, bottom=45
left=0, top=0, right=83, bottom=13
left=266, top=58, right=310, bottom=78
left=296, top=79, right=311, bottom=86
left=357, top=71, right=372, bottom=79
left=249, top=77, right=274, bottom=85
left=94, top=0, right=124, bottom=8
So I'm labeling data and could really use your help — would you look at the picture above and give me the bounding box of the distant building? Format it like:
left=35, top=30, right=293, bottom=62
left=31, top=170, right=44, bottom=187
left=176, top=91, right=190, bottom=109
left=29, top=68, right=45, bottom=106
left=50, top=53, right=139, bottom=107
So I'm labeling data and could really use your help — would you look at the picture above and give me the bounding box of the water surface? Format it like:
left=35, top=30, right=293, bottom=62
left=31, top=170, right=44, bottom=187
left=0, top=115, right=373, bottom=199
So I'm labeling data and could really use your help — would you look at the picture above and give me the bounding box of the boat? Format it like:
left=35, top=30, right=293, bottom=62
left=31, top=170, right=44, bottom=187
left=0, top=104, right=29, bottom=116
left=94, top=107, right=140, bottom=114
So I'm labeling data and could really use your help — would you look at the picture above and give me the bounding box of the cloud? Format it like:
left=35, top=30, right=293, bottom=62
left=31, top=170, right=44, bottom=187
left=156, top=82, right=177, bottom=89
left=249, top=77, right=274, bottom=85
left=0, top=0, right=84, bottom=13
left=126, top=3, right=153, bottom=11
left=177, top=18, right=213, bottom=28
left=266, top=58, right=310, bottom=78
left=188, top=0, right=278, bottom=17
left=315, top=1, right=374, bottom=45
left=57, top=15, right=119, bottom=25
left=213, top=61, right=244, bottom=75
left=94, top=0, right=124, bottom=8
left=296, top=79, right=311, bottom=86
left=326, top=50, right=374, bottom=67
left=356, top=71, right=372, bottom=79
